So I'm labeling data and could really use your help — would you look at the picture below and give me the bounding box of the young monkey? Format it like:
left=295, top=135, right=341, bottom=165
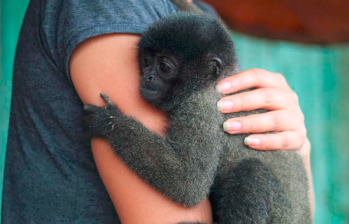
left=84, top=12, right=311, bottom=224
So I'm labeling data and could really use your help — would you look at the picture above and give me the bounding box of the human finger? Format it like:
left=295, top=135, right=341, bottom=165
left=223, top=110, right=302, bottom=134
left=217, top=88, right=298, bottom=113
left=216, top=68, right=290, bottom=94
left=243, top=129, right=307, bottom=151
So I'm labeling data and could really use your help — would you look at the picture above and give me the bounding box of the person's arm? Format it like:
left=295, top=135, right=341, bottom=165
left=70, top=34, right=212, bottom=224
left=216, top=68, right=315, bottom=215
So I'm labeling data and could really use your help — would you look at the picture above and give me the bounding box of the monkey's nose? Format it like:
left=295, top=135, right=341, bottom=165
left=147, top=75, right=154, bottom=81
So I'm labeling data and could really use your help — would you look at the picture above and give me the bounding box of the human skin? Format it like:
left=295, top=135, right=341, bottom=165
left=70, top=33, right=313, bottom=223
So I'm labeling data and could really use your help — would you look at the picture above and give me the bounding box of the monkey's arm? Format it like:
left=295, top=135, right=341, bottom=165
left=84, top=93, right=222, bottom=207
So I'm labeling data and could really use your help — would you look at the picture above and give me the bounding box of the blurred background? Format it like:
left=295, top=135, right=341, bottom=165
left=1, top=0, right=348, bottom=223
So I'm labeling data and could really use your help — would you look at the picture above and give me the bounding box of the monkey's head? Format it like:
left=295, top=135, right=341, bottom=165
left=138, top=13, right=236, bottom=111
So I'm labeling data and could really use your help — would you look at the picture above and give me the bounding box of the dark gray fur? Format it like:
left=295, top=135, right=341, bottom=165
left=84, top=12, right=311, bottom=224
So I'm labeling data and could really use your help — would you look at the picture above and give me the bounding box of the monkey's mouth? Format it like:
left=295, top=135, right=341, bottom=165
left=140, top=87, right=162, bottom=103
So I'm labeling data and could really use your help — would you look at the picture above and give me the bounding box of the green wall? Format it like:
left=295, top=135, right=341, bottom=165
left=1, top=0, right=348, bottom=223
left=0, top=0, right=30, bottom=221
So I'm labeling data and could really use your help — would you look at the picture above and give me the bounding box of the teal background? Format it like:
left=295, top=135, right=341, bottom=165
left=1, top=0, right=348, bottom=223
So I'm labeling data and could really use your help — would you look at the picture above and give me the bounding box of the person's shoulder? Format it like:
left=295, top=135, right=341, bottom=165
left=40, top=0, right=178, bottom=81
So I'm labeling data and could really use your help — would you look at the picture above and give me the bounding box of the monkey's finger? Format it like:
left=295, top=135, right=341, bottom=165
left=216, top=68, right=291, bottom=94
left=100, top=93, right=113, bottom=105
left=217, top=88, right=298, bottom=113
left=243, top=130, right=307, bottom=151
left=223, top=110, right=304, bottom=134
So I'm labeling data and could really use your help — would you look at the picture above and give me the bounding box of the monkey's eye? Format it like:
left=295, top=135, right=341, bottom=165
left=157, top=57, right=176, bottom=77
left=144, top=58, right=149, bottom=66
left=143, top=54, right=153, bottom=68
left=160, top=62, right=171, bottom=73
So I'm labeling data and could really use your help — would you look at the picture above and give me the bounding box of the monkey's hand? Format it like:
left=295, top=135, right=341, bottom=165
left=83, top=93, right=121, bottom=139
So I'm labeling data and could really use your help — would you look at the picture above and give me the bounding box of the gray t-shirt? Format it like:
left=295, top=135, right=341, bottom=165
left=2, top=0, right=215, bottom=223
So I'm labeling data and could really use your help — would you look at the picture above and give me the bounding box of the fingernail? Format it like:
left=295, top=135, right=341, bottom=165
left=244, top=137, right=261, bottom=146
left=223, top=121, right=241, bottom=132
left=217, top=101, right=234, bottom=112
left=215, top=82, right=231, bottom=93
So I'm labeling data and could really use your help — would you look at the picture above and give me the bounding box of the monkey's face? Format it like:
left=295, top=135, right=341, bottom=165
left=140, top=51, right=179, bottom=107
left=139, top=49, right=223, bottom=111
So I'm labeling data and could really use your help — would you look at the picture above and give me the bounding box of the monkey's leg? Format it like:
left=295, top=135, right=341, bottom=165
left=84, top=93, right=222, bottom=207
left=211, top=158, right=291, bottom=224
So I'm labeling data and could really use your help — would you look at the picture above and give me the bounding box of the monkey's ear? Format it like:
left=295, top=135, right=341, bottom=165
left=211, top=58, right=222, bottom=76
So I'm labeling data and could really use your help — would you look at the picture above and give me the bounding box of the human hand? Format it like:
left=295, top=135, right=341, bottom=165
left=216, top=68, right=314, bottom=214
left=216, top=68, right=309, bottom=155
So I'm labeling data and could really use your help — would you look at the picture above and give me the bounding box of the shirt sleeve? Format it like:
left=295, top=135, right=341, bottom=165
left=40, top=0, right=179, bottom=81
